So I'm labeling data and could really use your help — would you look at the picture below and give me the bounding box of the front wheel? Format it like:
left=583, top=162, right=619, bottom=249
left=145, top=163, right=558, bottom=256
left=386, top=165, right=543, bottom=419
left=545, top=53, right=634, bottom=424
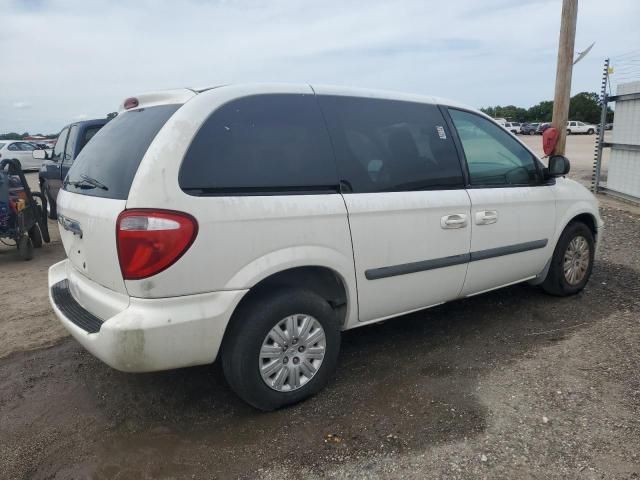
left=587, top=128, right=594, bottom=134
left=542, top=222, right=594, bottom=296
left=529, top=130, right=535, bottom=135
left=222, top=289, right=341, bottom=411
left=28, top=224, right=43, bottom=248
left=567, top=129, right=572, bottom=135
left=42, top=181, right=57, bottom=220
left=17, top=235, right=34, bottom=261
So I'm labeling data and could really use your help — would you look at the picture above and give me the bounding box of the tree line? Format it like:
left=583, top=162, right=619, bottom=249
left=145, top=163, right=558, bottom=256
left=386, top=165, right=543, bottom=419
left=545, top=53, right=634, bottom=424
left=0, top=132, right=58, bottom=140
left=480, top=91, right=613, bottom=124
left=0, top=112, right=117, bottom=141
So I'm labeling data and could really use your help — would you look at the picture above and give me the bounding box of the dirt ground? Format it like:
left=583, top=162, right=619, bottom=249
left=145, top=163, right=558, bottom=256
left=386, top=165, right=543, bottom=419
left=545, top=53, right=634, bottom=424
left=1, top=136, right=639, bottom=479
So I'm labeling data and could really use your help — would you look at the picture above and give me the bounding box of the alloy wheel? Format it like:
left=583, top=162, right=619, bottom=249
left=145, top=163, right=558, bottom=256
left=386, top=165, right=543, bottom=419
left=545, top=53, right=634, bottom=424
left=563, top=235, right=590, bottom=285
left=259, top=314, right=326, bottom=392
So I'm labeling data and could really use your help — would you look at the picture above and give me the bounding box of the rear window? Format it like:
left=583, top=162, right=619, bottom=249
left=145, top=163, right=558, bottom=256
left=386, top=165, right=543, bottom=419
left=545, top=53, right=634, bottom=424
left=65, top=105, right=180, bottom=199
left=179, top=94, right=338, bottom=195
left=78, top=125, right=103, bottom=153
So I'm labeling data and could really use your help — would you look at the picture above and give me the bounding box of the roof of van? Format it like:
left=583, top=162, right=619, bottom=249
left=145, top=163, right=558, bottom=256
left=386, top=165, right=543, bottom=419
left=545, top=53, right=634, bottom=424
left=119, top=83, right=478, bottom=114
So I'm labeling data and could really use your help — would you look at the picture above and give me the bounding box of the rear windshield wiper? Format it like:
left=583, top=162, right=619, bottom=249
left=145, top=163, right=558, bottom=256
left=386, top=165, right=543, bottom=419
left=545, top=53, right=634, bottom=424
left=67, top=174, right=109, bottom=191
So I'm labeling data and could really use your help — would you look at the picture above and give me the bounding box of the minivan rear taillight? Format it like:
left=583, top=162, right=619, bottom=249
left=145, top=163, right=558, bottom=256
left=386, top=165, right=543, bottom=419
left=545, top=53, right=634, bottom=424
left=116, top=210, right=198, bottom=280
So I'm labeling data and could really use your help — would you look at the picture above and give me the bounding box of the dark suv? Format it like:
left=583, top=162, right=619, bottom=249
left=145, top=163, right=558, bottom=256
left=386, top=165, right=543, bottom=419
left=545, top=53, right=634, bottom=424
left=39, top=119, right=107, bottom=218
left=521, top=123, right=540, bottom=135
left=536, top=123, right=551, bottom=135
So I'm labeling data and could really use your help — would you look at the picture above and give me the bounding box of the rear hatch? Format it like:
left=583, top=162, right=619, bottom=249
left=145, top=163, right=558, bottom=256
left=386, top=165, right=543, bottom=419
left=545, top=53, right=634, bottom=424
left=58, top=95, right=187, bottom=294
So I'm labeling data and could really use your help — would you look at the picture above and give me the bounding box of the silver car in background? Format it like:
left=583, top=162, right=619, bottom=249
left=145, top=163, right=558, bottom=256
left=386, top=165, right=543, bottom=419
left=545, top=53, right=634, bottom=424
left=0, top=140, right=46, bottom=171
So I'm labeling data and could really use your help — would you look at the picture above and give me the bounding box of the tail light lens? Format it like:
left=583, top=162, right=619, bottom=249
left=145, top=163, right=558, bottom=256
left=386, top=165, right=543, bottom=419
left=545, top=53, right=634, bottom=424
left=123, top=97, right=139, bottom=110
left=116, top=210, right=198, bottom=280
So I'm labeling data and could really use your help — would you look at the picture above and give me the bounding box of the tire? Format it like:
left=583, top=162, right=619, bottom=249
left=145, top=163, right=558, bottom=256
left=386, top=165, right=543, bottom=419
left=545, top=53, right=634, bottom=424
left=567, top=129, right=572, bottom=135
left=222, top=288, right=341, bottom=411
left=529, top=130, right=535, bottom=135
left=29, top=224, right=43, bottom=248
left=541, top=222, right=594, bottom=296
left=587, top=128, right=594, bottom=134
left=17, top=235, right=34, bottom=261
left=31, top=192, right=51, bottom=243
left=43, top=181, right=57, bottom=220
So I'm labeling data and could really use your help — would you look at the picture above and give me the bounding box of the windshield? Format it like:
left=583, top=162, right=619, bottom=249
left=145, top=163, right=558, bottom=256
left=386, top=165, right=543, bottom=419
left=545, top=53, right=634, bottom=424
left=64, top=104, right=180, bottom=199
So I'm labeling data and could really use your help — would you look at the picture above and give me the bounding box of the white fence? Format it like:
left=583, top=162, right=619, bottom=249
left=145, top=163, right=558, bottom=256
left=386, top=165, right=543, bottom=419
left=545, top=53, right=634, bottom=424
left=599, top=80, right=640, bottom=202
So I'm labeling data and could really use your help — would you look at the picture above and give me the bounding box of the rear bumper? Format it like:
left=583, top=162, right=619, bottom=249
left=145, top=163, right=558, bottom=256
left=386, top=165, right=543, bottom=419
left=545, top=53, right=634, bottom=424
left=48, top=260, right=247, bottom=372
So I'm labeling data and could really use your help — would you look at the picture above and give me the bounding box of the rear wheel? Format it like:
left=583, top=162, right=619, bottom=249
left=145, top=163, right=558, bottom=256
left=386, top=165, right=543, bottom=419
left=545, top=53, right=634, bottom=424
left=567, top=129, right=572, bottom=135
left=529, top=130, right=535, bottom=135
left=542, top=222, right=594, bottom=296
left=222, top=289, right=341, bottom=411
left=17, top=235, right=34, bottom=261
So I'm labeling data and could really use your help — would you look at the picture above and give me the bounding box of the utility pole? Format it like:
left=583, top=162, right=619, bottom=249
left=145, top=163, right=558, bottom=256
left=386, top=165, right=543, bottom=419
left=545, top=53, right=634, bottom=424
left=551, top=0, right=578, bottom=155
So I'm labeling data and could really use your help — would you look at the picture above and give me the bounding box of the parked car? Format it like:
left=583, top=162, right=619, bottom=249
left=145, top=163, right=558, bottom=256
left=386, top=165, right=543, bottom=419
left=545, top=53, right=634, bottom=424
left=0, top=140, right=43, bottom=171
left=493, top=117, right=507, bottom=126
left=521, top=123, right=540, bottom=135
left=504, top=122, right=521, bottom=134
left=48, top=84, right=602, bottom=411
left=567, top=121, right=596, bottom=135
left=37, top=118, right=107, bottom=219
left=596, top=123, right=614, bottom=134
left=536, top=123, right=551, bottom=134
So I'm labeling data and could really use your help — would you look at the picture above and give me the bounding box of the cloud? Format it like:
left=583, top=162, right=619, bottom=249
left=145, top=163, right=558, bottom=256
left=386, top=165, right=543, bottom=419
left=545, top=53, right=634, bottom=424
left=12, top=101, right=32, bottom=109
left=0, top=0, right=639, bottom=132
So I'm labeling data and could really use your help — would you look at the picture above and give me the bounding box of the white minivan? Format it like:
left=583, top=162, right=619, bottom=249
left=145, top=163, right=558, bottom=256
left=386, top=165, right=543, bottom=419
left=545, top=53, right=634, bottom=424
left=49, top=84, right=602, bottom=410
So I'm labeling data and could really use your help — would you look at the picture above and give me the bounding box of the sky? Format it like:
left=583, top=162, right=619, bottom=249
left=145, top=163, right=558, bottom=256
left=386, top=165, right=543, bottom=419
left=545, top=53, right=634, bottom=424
left=1, top=0, right=639, bottom=134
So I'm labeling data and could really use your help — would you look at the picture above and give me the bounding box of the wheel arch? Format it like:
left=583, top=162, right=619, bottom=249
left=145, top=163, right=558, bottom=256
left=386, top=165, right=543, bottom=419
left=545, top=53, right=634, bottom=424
left=218, top=264, right=354, bottom=361
left=242, top=265, right=349, bottom=322
left=555, top=206, right=600, bottom=245
left=223, top=245, right=357, bottom=322
left=531, top=209, right=599, bottom=286
left=569, top=212, right=598, bottom=236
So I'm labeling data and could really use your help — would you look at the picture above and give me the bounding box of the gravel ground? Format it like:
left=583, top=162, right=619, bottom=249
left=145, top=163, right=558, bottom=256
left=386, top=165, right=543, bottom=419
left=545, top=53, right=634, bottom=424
left=1, top=143, right=639, bottom=479
left=0, top=183, right=67, bottom=359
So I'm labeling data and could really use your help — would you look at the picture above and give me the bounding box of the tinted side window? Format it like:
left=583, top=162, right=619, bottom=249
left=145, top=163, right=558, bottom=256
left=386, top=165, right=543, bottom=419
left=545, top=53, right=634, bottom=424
left=8, top=143, right=19, bottom=151
left=180, top=94, right=338, bottom=194
left=318, top=96, right=463, bottom=193
left=63, top=125, right=79, bottom=165
left=18, top=142, right=36, bottom=151
left=52, top=128, right=69, bottom=162
left=449, top=109, right=541, bottom=186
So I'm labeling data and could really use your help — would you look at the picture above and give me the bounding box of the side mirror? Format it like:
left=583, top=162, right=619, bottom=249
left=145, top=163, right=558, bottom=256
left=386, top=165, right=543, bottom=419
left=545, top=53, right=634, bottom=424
left=547, top=154, right=571, bottom=177
left=33, top=149, right=47, bottom=160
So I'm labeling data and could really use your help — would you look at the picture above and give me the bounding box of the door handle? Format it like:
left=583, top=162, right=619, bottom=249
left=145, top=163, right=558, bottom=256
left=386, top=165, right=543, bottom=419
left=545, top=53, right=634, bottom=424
left=441, top=214, right=468, bottom=229
left=475, top=210, right=498, bottom=225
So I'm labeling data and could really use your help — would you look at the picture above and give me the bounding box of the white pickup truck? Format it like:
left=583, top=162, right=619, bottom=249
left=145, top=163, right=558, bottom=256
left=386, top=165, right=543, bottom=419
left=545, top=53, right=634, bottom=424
left=504, top=122, right=521, bottom=135
left=567, top=121, right=596, bottom=135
